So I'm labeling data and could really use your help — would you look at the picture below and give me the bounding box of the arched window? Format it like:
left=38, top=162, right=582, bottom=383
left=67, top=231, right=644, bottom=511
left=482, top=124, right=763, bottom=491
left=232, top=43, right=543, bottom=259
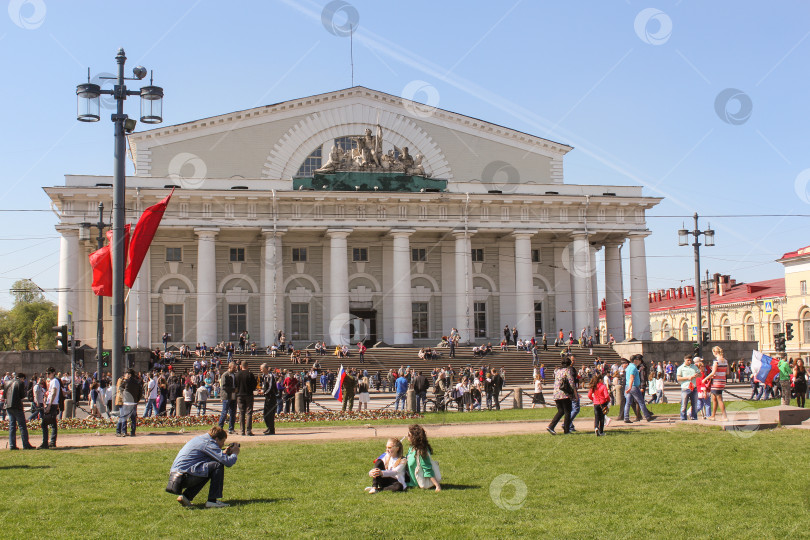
left=771, top=314, right=782, bottom=339
left=801, top=308, right=810, bottom=344
left=743, top=314, right=755, bottom=342
left=295, top=146, right=322, bottom=177
left=680, top=321, right=689, bottom=341
left=719, top=315, right=730, bottom=340
left=661, top=321, right=671, bottom=340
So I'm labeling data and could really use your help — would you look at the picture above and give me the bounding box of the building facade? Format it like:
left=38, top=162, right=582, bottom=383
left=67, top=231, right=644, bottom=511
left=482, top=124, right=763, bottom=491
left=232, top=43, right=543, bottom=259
left=46, top=87, right=661, bottom=349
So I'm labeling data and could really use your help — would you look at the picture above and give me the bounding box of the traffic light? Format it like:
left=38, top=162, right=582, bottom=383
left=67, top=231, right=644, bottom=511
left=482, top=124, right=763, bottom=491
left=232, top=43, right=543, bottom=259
left=101, top=351, right=110, bottom=368
left=774, top=333, right=787, bottom=352
left=53, top=325, right=68, bottom=354
left=701, top=331, right=709, bottom=345
left=786, top=322, right=794, bottom=341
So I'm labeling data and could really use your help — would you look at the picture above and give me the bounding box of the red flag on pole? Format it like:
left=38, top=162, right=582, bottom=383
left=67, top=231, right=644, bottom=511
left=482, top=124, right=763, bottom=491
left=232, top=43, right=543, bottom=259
left=124, top=188, right=174, bottom=288
left=88, top=226, right=131, bottom=297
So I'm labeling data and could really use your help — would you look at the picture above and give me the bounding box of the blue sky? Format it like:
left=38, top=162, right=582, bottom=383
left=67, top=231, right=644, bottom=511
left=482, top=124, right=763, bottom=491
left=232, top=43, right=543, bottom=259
left=1, top=0, right=808, bottom=309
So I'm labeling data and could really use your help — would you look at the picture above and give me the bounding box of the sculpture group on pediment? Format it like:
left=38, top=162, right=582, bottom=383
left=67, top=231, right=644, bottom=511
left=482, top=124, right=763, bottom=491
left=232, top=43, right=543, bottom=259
left=315, top=123, right=427, bottom=176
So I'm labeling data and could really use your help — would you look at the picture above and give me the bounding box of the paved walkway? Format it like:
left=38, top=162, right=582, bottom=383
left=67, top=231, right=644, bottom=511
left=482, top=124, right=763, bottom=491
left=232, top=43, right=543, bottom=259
left=43, top=415, right=697, bottom=449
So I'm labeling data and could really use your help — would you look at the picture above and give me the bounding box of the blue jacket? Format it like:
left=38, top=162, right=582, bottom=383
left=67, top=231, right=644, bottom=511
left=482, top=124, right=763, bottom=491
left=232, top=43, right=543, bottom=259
left=170, top=434, right=237, bottom=477
left=395, top=376, right=409, bottom=394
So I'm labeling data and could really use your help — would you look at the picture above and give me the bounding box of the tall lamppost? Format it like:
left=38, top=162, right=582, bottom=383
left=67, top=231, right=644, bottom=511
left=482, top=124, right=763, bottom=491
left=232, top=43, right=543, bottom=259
left=79, top=202, right=109, bottom=381
left=76, top=48, right=163, bottom=398
left=678, top=213, right=715, bottom=355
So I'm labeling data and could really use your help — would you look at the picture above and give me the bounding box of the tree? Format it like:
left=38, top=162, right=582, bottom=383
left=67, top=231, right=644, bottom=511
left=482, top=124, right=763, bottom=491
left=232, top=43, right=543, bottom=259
left=0, top=280, right=57, bottom=351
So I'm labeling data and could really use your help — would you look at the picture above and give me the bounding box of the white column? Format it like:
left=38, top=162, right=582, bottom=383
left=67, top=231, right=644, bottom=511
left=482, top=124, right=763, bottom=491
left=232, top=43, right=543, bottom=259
left=628, top=232, right=651, bottom=340
left=127, top=251, right=150, bottom=348
left=513, top=232, right=535, bottom=340
left=327, top=229, right=351, bottom=346
left=553, top=244, right=573, bottom=334
left=570, top=233, right=591, bottom=335
left=261, top=229, right=285, bottom=346
left=604, top=241, right=626, bottom=341
left=391, top=229, right=415, bottom=345
left=590, top=245, right=600, bottom=334
left=453, top=231, right=473, bottom=342
left=57, top=226, right=80, bottom=326
left=195, top=228, right=219, bottom=346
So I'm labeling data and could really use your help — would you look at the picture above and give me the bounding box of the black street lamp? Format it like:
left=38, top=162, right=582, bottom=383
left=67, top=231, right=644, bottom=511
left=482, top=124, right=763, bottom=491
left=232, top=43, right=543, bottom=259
left=80, top=202, right=108, bottom=382
left=678, top=212, right=715, bottom=356
left=76, top=49, right=164, bottom=402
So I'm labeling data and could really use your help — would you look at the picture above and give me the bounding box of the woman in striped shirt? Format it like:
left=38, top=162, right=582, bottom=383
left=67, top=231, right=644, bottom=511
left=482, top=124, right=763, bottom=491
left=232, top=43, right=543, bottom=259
left=703, top=346, right=729, bottom=422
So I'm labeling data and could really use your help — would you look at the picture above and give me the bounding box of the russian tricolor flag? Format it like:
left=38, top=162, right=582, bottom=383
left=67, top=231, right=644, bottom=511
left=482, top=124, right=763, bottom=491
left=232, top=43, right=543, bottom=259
left=751, top=350, right=780, bottom=387
left=332, top=365, right=346, bottom=401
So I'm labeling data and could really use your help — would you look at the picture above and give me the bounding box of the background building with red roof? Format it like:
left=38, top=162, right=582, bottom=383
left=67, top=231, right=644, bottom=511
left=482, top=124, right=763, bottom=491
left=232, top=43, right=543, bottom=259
left=599, top=243, right=810, bottom=358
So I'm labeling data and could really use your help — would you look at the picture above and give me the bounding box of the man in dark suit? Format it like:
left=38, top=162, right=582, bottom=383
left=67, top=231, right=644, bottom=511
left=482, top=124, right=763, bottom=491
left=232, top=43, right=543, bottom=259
left=490, top=368, right=503, bottom=411
left=259, top=363, right=277, bottom=435
left=234, top=361, right=257, bottom=436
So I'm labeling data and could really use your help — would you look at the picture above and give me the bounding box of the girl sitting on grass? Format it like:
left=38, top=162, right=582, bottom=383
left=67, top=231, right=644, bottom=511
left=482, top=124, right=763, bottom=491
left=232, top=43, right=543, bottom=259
left=366, top=438, right=406, bottom=493
left=407, top=424, right=441, bottom=491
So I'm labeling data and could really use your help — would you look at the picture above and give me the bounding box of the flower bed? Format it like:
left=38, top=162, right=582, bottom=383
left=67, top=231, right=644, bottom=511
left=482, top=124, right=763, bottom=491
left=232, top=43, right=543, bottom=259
left=0, top=409, right=423, bottom=431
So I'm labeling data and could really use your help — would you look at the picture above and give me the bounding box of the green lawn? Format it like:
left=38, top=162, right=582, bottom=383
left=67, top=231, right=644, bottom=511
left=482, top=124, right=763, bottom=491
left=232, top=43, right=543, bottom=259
left=1, top=423, right=807, bottom=538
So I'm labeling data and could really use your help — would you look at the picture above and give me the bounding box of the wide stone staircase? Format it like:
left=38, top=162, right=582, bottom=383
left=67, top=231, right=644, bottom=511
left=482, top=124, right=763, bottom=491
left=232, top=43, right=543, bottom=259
left=166, top=344, right=625, bottom=385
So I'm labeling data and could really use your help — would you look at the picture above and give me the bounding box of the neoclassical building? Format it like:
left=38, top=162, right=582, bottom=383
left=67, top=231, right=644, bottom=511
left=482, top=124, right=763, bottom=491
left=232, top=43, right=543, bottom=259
left=46, top=87, right=660, bottom=349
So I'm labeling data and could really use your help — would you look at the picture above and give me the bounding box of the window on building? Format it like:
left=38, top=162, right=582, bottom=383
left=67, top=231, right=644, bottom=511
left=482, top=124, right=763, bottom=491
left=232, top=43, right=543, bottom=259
left=295, top=146, right=323, bottom=178
left=720, top=317, right=731, bottom=340
left=534, top=302, right=543, bottom=335
left=801, top=280, right=807, bottom=295
left=292, top=247, right=307, bottom=262
left=471, top=248, right=484, bottom=262
left=680, top=322, right=689, bottom=341
left=531, top=249, right=540, bottom=263
left=474, top=302, right=487, bottom=338
left=166, top=247, right=182, bottom=262
left=334, top=136, right=360, bottom=154
left=661, top=322, right=670, bottom=340
left=352, top=248, right=368, bottom=262
left=164, top=304, right=183, bottom=342
left=411, top=248, right=427, bottom=262
left=229, top=248, right=245, bottom=262
left=771, top=316, right=781, bottom=337
left=228, top=304, right=247, bottom=339
left=745, top=316, right=756, bottom=341
left=291, top=303, right=309, bottom=340
left=412, top=302, right=429, bottom=338
left=802, top=311, right=810, bottom=343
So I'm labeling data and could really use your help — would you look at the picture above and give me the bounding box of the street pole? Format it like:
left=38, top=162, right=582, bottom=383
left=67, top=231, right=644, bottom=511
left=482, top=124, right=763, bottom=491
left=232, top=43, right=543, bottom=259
left=692, top=213, right=702, bottom=355
left=705, top=269, right=712, bottom=342
left=96, top=202, right=105, bottom=381
left=111, top=48, right=127, bottom=406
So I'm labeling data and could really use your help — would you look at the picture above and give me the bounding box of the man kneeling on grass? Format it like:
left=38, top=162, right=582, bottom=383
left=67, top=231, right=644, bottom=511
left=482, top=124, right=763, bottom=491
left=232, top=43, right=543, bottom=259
left=168, top=426, right=240, bottom=508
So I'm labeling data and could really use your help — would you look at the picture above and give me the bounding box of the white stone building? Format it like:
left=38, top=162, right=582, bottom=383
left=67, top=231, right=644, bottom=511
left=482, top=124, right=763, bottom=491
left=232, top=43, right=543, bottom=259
left=45, top=87, right=660, bottom=349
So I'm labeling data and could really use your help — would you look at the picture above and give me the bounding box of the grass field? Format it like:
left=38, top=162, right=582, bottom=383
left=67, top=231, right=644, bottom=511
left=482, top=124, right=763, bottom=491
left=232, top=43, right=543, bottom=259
left=1, top=422, right=808, bottom=538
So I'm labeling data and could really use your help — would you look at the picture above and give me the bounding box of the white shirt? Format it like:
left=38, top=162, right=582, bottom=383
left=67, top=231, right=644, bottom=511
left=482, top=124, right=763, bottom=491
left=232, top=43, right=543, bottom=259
left=148, top=378, right=158, bottom=399
left=370, top=452, right=406, bottom=489
left=46, top=377, right=61, bottom=405
left=33, top=384, right=45, bottom=405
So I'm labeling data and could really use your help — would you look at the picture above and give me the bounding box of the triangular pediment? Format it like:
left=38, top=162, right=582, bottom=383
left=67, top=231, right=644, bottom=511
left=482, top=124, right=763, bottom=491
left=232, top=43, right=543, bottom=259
left=128, top=86, right=572, bottom=185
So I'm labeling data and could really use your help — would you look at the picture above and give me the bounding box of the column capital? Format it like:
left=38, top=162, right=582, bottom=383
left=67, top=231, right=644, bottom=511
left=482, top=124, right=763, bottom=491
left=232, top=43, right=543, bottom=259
left=55, top=224, right=80, bottom=236
left=326, top=228, right=352, bottom=239
left=627, top=230, right=652, bottom=239
left=511, top=230, right=538, bottom=239
left=603, top=239, right=625, bottom=249
left=570, top=231, right=589, bottom=240
left=452, top=229, right=477, bottom=239
left=194, top=227, right=220, bottom=238
left=261, top=228, right=287, bottom=238
left=389, top=228, right=415, bottom=238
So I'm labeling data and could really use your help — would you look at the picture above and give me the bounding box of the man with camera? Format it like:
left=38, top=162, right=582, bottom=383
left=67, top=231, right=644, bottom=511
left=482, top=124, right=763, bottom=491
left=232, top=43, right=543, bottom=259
left=168, top=426, right=240, bottom=508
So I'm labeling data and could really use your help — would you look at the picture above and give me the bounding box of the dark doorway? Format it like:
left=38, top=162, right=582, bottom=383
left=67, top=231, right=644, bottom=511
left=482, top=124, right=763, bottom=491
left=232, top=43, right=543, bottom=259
left=349, top=310, right=377, bottom=346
